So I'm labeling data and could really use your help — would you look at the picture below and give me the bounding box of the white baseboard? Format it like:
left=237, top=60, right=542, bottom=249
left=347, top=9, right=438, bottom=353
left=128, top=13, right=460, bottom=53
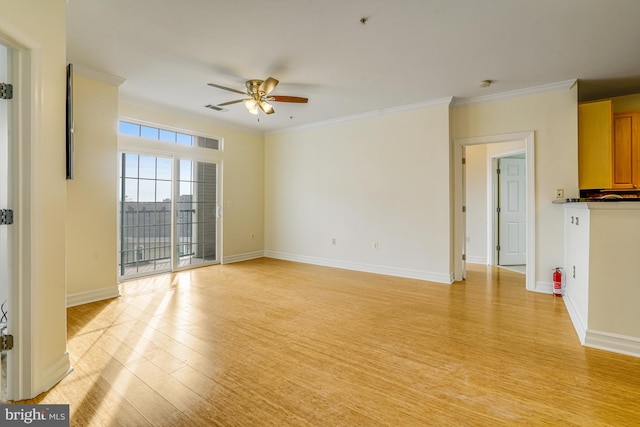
left=466, top=256, right=487, bottom=264
left=67, top=286, right=120, bottom=308
left=533, top=280, right=553, bottom=295
left=265, top=251, right=452, bottom=284
left=562, top=292, right=587, bottom=344
left=562, top=293, right=640, bottom=358
left=41, top=351, right=73, bottom=395
left=222, top=251, right=265, bottom=264
left=585, top=330, right=640, bottom=358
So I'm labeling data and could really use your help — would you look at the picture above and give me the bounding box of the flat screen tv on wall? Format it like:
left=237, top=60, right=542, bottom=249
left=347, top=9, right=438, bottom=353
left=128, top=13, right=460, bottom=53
left=66, top=63, right=74, bottom=180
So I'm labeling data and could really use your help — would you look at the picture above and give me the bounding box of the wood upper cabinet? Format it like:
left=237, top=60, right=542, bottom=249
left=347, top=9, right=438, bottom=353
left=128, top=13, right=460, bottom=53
left=578, top=100, right=612, bottom=189
left=612, top=111, right=640, bottom=189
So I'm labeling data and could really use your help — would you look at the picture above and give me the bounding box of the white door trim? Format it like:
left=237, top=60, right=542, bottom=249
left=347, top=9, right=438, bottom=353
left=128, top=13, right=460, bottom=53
left=0, top=21, right=39, bottom=400
left=454, top=131, right=536, bottom=291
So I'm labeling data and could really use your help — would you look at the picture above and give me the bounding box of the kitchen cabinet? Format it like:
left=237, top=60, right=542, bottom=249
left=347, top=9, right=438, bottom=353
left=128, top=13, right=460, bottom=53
left=612, top=111, right=640, bottom=189
left=578, top=100, right=612, bottom=189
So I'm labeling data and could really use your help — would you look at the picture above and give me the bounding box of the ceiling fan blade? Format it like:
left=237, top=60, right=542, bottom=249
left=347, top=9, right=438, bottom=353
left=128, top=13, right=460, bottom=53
left=259, top=100, right=275, bottom=115
left=217, top=99, right=246, bottom=106
left=207, top=83, right=246, bottom=95
left=269, top=95, right=309, bottom=103
left=259, top=77, right=279, bottom=95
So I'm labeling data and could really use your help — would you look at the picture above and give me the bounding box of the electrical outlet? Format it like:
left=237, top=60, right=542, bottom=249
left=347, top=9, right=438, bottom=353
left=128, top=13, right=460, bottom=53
left=373, top=241, right=378, bottom=250
left=556, top=188, right=564, bottom=199
left=331, top=238, right=337, bottom=245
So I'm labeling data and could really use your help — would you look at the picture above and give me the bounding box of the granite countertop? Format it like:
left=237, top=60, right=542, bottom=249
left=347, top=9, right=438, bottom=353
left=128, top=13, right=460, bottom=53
left=553, top=197, right=640, bottom=204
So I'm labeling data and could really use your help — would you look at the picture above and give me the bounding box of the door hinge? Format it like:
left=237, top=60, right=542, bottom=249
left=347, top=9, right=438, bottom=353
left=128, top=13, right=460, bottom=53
left=0, top=209, right=14, bottom=225
left=462, top=158, right=466, bottom=165
left=1, top=327, right=13, bottom=352
left=496, top=245, right=501, bottom=251
left=462, top=254, right=466, bottom=261
left=496, top=168, right=501, bottom=174
left=0, top=82, right=13, bottom=100
left=496, top=207, right=501, bottom=213
left=462, top=206, right=466, bottom=213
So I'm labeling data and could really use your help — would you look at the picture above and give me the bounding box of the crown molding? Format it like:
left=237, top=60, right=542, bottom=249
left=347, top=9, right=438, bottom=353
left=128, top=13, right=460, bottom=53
left=452, top=79, right=577, bottom=107
left=71, top=63, right=126, bottom=87
left=267, top=97, right=454, bottom=136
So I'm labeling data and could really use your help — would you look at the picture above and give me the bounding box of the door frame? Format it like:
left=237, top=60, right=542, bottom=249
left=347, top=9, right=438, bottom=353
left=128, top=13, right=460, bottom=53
left=0, top=24, right=38, bottom=400
left=173, top=159, right=221, bottom=273
left=117, top=147, right=223, bottom=281
left=454, top=131, right=535, bottom=291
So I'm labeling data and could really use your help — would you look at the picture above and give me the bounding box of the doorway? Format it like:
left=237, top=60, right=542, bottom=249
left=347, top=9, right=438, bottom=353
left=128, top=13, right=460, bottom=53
left=454, top=131, right=535, bottom=291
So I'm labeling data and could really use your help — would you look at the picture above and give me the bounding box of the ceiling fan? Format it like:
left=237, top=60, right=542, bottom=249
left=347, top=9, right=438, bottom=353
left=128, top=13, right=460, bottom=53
left=207, top=77, right=308, bottom=115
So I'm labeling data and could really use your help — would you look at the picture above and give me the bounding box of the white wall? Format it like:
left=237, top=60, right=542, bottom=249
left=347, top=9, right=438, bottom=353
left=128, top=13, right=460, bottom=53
left=265, top=102, right=453, bottom=282
left=453, top=87, right=579, bottom=287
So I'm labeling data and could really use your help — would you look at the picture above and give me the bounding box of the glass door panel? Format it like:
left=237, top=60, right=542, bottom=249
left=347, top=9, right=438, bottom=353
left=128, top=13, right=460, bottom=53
left=176, top=160, right=218, bottom=268
left=119, top=153, right=173, bottom=279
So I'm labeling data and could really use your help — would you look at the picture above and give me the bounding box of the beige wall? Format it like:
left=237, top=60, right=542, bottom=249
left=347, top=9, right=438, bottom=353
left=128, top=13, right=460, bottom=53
left=0, top=0, right=70, bottom=398
left=66, top=73, right=119, bottom=300
left=589, top=208, right=640, bottom=338
left=452, top=87, right=579, bottom=285
left=464, top=144, right=488, bottom=263
left=265, top=102, right=453, bottom=282
left=118, top=101, right=265, bottom=262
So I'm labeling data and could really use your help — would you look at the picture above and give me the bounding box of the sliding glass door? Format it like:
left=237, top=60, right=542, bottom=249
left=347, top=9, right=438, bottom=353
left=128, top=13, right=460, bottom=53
left=118, top=154, right=219, bottom=279
left=176, top=160, right=218, bottom=268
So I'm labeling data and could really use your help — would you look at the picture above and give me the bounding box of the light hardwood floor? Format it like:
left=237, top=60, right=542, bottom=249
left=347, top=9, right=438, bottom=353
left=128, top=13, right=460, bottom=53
left=13, top=258, right=640, bottom=425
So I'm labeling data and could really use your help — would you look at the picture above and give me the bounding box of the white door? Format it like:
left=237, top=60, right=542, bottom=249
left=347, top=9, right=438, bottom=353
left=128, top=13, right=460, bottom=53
left=498, top=157, right=526, bottom=265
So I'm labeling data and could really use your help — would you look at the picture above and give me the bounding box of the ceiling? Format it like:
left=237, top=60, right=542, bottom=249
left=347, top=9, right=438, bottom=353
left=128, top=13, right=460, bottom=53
left=67, top=0, right=640, bottom=134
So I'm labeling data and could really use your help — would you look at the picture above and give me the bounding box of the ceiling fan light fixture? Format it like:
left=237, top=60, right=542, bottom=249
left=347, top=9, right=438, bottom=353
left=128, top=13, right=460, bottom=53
left=259, top=100, right=274, bottom=114
left=207, top=77, right=307, bottom=116
left=245, top=98, right=259, bottom=114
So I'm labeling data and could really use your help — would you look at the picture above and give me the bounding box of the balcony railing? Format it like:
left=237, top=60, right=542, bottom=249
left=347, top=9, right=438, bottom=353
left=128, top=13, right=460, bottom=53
left=119, top=204, right=196, bottom=275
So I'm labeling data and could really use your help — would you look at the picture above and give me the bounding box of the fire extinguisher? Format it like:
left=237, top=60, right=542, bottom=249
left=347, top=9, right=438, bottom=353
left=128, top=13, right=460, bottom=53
left=553, top=268, right=563, bottom=296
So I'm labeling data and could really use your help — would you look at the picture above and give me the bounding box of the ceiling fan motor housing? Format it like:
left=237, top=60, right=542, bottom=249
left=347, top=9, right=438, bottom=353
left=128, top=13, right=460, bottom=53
left=246, top=79, right=265, bottom=95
